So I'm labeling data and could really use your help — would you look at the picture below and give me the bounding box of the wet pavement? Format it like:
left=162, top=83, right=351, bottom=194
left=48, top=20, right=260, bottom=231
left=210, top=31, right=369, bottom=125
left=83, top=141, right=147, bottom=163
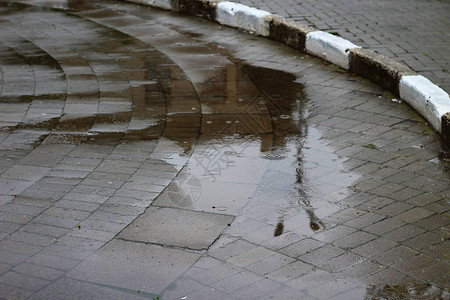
left=0, top=0, right=449, bottom=299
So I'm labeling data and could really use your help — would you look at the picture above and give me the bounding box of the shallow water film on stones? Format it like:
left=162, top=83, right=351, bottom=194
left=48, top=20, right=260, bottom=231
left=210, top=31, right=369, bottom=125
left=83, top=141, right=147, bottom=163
left=0, top=0, right=448, bottom=299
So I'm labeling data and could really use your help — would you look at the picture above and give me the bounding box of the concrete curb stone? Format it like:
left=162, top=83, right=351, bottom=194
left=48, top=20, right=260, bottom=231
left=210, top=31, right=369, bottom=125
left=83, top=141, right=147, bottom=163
left=349, top=48, right=416, bottom=96
left=121, top=0, right=450, bottom=147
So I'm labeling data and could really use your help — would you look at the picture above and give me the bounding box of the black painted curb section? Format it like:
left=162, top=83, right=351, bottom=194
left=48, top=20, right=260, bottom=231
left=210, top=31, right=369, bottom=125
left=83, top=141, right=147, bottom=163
left=178, top=0, right=218, bottom=20
left=268, top=15, right=314, bottom=52
left=442, top=113, right=450, bottom=147
left=349, top=48, right=416, bottom=96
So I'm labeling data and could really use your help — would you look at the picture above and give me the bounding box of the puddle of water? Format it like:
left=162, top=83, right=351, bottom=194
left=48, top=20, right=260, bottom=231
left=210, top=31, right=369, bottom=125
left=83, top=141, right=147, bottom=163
left=365, top=282, right=449, bottom=299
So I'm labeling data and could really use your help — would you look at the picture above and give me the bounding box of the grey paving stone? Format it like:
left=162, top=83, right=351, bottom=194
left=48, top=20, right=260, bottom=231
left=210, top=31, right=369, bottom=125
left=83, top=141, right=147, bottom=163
left=118, top=206, right=234, bottom=250
left=33, top=277, right=150, bottom=300
left=68, top=239, right=200, bottom=295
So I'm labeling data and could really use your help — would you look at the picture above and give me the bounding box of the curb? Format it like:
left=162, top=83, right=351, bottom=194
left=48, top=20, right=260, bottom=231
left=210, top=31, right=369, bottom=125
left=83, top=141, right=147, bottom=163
left=124, top=0, right=450, bottom=147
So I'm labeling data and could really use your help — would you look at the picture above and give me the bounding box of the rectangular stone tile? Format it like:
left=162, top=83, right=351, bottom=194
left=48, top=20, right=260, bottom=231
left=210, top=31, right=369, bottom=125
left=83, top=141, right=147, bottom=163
left=20, top=223, right=69, bottom=238
left=8, top=231, right=55, bottom=247
left=184, top=259, right=241, bottom=285
left=0, top=250, right=29, bottom=266
left=0, top=179, right=34, bottom=196
left=333, top=231, right=376, bottom=249
left=363, top=218, right=406, bottom=235
left=43, top=207, right=90, bottom=220
left=77, top=219, right=127, bottom=233
left=63, top=191, right=110, bottom=203
left=32, top=214, right=80, bottom=229
left=27, top=253, right=81, bottom=271
left=382, top=224, right=426, bottom=242
left=279, top=238, right=324, bottom=258
left=363, top=268, right=406, bottom=286
left=298, top=244, right=346, bottom=265
left=68, top=239, right=199, bottom=295
left=13, top=262, right=64, bottom=281
left=395, top=207, right=434, bottom=223
left=118, top=207, right=234, bottom=250
left=88, top=211, right=136, bottom=224
left=402, top=232, right=443, bottom=250
left=245, top=252, right=295, bottom=276
left=212, top=270, right=261, bottom=293
left=266, top=260, right=314, bottom=283
left=227, top=246, right=274, bottom=268
left=372, top=245, right=418, bottom=266
left=352, top=237, right=398, bottom=258
left=1, top=165, right=51, bottom=181
left=0, top=203, right=46, bottom=216
left=55, top=199, right=100, bottom=212
left=344, top=213, right=385, bottom=229
left=0, top=271, right=50, bottom=291
left=209, top=239, right=256, bottom=261
left=318, top=252, right=364, bottom=273
left=391, top=254, right=436, bottom=275
left=41, top=244, right=94, bottom=261
left=231, top=278, right=282, bottom=299
left=34, top=277, right=149, bottom=300
left=312, top=225, right=356, bottom=243
left=338, top=259, right=384, bottom=279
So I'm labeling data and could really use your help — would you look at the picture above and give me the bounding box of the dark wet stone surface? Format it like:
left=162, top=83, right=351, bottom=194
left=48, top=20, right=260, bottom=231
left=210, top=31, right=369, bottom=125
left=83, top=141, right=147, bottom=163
left=0, top=0, right=448, bottom=299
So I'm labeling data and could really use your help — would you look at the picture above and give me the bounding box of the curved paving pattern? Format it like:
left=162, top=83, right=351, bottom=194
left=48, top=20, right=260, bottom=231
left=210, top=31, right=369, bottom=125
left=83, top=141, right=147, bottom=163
left=236, top=0, right=450, bottom=94
left=0, top=1, right=449, bottom=299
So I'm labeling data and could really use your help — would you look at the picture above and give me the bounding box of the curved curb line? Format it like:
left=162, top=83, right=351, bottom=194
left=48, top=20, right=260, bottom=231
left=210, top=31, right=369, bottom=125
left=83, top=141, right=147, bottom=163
left=123, top=0, right=450, bottom=147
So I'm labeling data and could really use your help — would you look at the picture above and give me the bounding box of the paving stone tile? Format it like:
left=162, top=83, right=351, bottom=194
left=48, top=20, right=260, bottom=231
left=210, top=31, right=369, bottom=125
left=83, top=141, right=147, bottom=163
left=395, top=207, right=434, bottom=223
left=7, top=231, right=55, bottom=247
left=299, top=244, right=346, bottom=265
left=0, top=203, right=45, bottom=216
left=13, top=262, right=64, bottom=281
left=375, top=202, right=414, bottom=217
left=184, top=258, right=242, bottom=285
left=266, top=260, right=314, bottom=283
left=34, top=277, right=148, bottom=300
left=333, top=231, right=377, bottom=250
left=338, top=259, right=384, bottom=279
left=118, top=207, right=233, bottom=250
left=68, top=239, right=199, bottom=295
left=363, top=218, right=405, bottom=235
left=226, top=246, right=274, bottom=268
left=391, top=254, right=437, bottom=275
left=0, top=179, right=34, bottom=196
left=244, top=252, right=295, bottom=276
left=344, top=213, right=385, bottom=229
left=231, top=277, right=281, bottom=299
left=318, top=252, right=364, bottom=273
left=279, top=238, right=324, bottom=258
left=403, top=231, right=444, bottom=250
left=352, top=237, right=398, bottom=258
left=0, top=271, right=50, bottom=291
left=312, top=225, right=356, bottom=243
left=363, top=268, right=407, bottom=286
left=1, top=165, right=51, bottom=181
left=161, top=277, right=208, bottom=300
left=0, top=250, right=29, bottom=266
left=213, top=270, right=261, bottom=293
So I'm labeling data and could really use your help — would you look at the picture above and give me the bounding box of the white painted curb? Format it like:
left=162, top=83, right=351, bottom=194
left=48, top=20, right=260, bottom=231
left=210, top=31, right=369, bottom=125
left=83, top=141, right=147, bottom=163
left=216, top=1, right=271, bottom=36
left=126, top=0, right=173, bottom=10
left=400, top=75, right=450, bottom=132
left=305, top=31, right=360, bottom=70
